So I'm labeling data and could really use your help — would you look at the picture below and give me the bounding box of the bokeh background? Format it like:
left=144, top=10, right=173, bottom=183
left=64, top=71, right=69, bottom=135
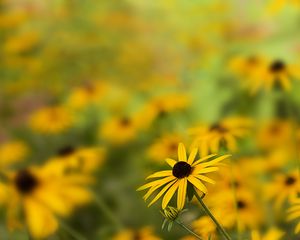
left=1, top=0, right=300, bottom=239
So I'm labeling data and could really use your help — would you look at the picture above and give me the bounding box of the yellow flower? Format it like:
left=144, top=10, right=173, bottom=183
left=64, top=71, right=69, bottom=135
left=29, top=106, right=73, bottom=134
left=138, top=143, right=229, bottom=210
left=99, top=116, right=140, bottom=145
left=265, top=170, right=300, bottom=209
left=4, top=31, right=39, bottom=54
left=268, top=0, right=300, bottom=14
left=251, top=228, right=284, bottom=240
left=0, top=140, right=28, bottom=168
left=0, top=10, right=27, bottom=28
left=4, top=161, right=93, bottom=238
left=147, top=133, right=184, bottom=163
left=190, top=117, right=252, bottom=156
left=287, top=197, right=300, bottom=233
left=256, top=120, right=294, bottom=150
left=47, top=145, right=106, bottom=173
left=112, top=226, right=161, bottom=240
left=66, top=81, right=108, bottom=110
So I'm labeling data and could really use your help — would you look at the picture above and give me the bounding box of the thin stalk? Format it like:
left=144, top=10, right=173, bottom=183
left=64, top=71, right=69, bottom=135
left=59, top=220, right=87, bottom=240
left=93, top=193, right=123, bottom=230
left=175, top=220, right=203, bottom=240
left=194, top=191, right=231, bottom=240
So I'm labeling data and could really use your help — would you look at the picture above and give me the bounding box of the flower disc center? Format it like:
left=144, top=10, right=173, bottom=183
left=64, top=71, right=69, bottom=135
left=270, top=60, right=285, bottom=73
left=15, top=170, right=39, bottom=194
left=285, top=176, right=296, bottom=186
left=172, top=161, right=192, bottom=178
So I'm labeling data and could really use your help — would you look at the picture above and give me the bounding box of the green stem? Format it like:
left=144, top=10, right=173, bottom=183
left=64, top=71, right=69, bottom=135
left=93, top=194, right=123, bottom=230
left=194, top=191, right=231, bottom=240
left=59, top=220, right=87, bottom=240
left=175, top=220, right=203, bottom=240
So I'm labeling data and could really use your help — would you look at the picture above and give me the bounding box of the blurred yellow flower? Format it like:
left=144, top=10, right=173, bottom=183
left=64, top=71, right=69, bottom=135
left=112, top=226, right=161, bottom=240
left=147, top=133, right=184, bottom=163
left=0, top=140, right=28, bottom=167
left=0, top=10, right=28, bottom=28
left=29, top=106, right=73, bottom=134
left=99, top=116, right=140, bottom=145
left=287, top=197, right=300, bottom=233
left=191, top=215, right=217, bottom=239
left=4, top=162, right=93, bottom=238
left=251, top=228, right=284, bottom=240
left=67, top=81, right=108, bottom=110
left=138, top=143, right=229, bottom=210
left=47, top=145, right=106, bottom=173
left=190, top=117, right=252, bottom=156
left=265, top=170, right=300, bottom=209
left=3, top=31, right=39, bottom=54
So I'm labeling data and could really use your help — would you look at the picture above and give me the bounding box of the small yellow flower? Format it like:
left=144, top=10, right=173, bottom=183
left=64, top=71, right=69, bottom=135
left=251, top=228, right=284, bottom=240
left=29, top=106, right=73, bottom=134
left=147, top=133, right=184, bottom=163
left=287, top=197, right=300, bottom=233
left=112, top=226, right=161, bottom=240
left=138, top=143, right=229, bottom=210
left=4, top=31, right=39, bottom=54
left=190, top=117, right=252, bottom=156
left=99, top=116, right=140, bottom=145
left=0, top=140, right=28, bottom=167
left=265, top=170, right=300, bottom=209
left=4, top=161, right=93, bottom=238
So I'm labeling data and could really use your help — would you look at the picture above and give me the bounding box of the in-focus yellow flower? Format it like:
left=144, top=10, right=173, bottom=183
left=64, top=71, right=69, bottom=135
left=100, top=116, right=140, bottom=145
left=112, top=226, right=161, bottom=240
left=138, top=143, right=229, bottom=210
left=0, top=140, right=28, bottom=167
left=190, top=117, right=252, bottom=156
left=251, top=228, right=284, bottom=240
left=67, top=81, right=108, bottom=110
left=265, top=170, right=300, bottom=209
left=4, top=161, right=93, bottom=238
left=29, top=106, right=73, bottom=134
left=147, top=133, right=184, bottom=163
left=287, top=197, right=300, bottom=233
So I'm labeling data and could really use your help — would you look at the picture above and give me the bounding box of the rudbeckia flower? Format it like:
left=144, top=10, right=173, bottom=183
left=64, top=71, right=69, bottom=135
left=190, top=117, right=252, bottom=156
left=3, top=161, right=93, bottom=238
left=265, top=170, right=300, bottom=209
left=251, top=228, right=284, bottom=240
left=287, top=197, right=300, bottom=233
left=29, top=106, right=73, bottom=134
left=112, top=226, right=161, bottom=240
left=138, top=143, right=230, bottom=210
left=0, top=140, right=28, bottom=167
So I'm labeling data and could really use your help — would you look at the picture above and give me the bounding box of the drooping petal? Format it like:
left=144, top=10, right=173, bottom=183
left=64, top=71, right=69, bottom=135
left=162, top=181, right=179, bottom=209
left=178, top=143, right=187, bottom=162
left=187, top=176, right=207, bottom=193
left=143, top=177, right=175, bottom=200
left=137, top=176, right=175, bottom=191
left=177, top=178, right=187, bottom=210
left=148, top=180, right=177, bottom=207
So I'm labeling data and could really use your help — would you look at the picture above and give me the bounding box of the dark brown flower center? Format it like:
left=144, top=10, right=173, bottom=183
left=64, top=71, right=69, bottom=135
left=172, top=161, right=192, bottom=179
left=269, top=60, right=286, bottom=73
left=168, top=143, right=178, bottom=152
left=57, top=145, right=75, bottom=156
left=15, top=170, right=39, bottom=194
left=120, top=117, right=131, bottom=127
left=285, top=176, right=296, bottom=186
left=133, top=232, right=141, bottom=240
left=210, top=123, right=227, bottom=133
left=237, top=200, right=247, bottom=209
left=247, top=56, right=258, bottom=66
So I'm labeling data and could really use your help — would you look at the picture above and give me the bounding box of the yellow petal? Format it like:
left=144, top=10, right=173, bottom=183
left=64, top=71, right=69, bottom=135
left=193, top=166, right=219, bottom=174
left=194, top=175, right=215, bottom=184
left=148, top=180, right=176, bottom=207
left=197, top=154, right=231, bottom=168
left=146, top=170, right=172, bottom=179
left=192, top=154, right=217, bottom=166
left=187, top=176, right=207, bottom=193
left=24, top=198, right=58, bottom=239
left=143, top=177, right=175, bottom=201
left=177, top=178, right=187, bottom=210
left=187, top=147, right=198, bottom=165
left=178, top=143, right=187, bottom=162
left=137, top=176, right=175, bottom=191
left=162, top=181, right=179, bottom=209
left=165, top=158, right=177, bottom=167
